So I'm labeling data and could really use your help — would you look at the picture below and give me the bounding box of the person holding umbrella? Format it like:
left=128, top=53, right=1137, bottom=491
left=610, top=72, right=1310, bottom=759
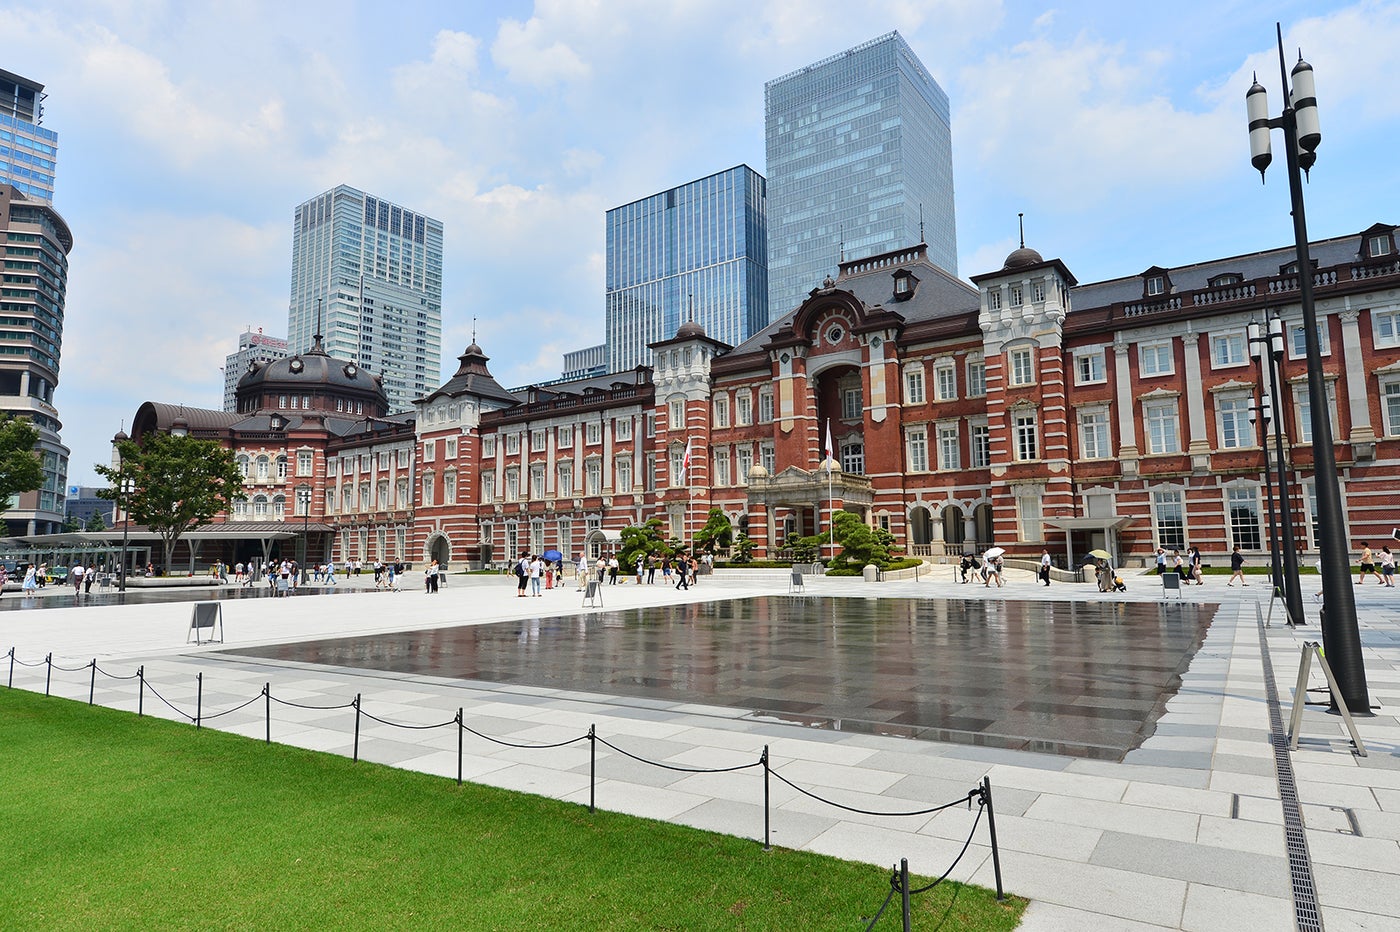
left=983, top=547, right=1005, bottom=587
left=542, top=548, right=563, bottom=589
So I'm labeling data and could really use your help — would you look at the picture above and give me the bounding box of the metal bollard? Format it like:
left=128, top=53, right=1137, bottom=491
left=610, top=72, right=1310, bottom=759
left=983, top=776, right=1004, bottom=901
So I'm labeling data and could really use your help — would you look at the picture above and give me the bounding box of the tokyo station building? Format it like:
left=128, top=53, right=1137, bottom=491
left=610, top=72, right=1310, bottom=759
left=125, top=224, right=1400, bottom=572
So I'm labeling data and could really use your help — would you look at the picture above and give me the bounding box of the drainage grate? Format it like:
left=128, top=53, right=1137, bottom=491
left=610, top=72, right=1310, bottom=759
left=1256, top=602, right=1324, bottom=931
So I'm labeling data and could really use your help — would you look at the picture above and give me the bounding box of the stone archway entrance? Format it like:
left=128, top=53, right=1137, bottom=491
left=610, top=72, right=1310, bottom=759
left=427, top=532, right=451, bottom=569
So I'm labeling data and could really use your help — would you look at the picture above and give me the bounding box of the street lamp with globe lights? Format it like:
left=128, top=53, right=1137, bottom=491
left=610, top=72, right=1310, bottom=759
left=297, top=486, right=312, bottom=586
left=1246, top=24, right=1369, bottom=713
left=118, top=477, right=134, bottom=593
left=1247, top=315, right=1304, bottom=626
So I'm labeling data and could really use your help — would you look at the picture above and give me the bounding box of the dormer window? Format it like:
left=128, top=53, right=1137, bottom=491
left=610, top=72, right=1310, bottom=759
left=1146, top=276, right=1165, bottom=296
left=1141, top=266, right=1171, bottom=298
left=1368, top=234, right=1392, bottom=258
left=892, top=269, right=919, bottom=301
left=1208, top=273, right=1242, bottom=288
left=1280, top=259, right=1318, bottom=276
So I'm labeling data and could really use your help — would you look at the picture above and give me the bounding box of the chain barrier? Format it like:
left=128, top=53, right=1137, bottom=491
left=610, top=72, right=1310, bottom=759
left=5, top=646, right=1008, bottom=919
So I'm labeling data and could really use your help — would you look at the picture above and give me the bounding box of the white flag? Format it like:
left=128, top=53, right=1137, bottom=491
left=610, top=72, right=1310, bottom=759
left=823, top=422, right=834, bottom=473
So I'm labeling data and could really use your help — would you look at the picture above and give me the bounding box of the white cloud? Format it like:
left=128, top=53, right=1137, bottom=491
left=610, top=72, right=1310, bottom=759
left=491, top=12, right=591, bottom=87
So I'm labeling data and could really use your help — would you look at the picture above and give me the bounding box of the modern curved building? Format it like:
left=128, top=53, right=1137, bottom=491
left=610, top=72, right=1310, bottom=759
left=0, top=183, right=71, bottom=535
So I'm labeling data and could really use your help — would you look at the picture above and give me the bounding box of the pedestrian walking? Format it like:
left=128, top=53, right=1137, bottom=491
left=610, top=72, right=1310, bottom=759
left=1039, top=549, right=1052, bottom=587
left=1227, top=546, right=1249, bottom=587
left=325, top=560, right=337, bottom=586
left=529, top=555, right=543, bottom=596
left=1380, top=546, right=1395, bottom=587
left=1155, top=548, right=1167, bottom=575
left=608, top=556, right=619, bottom=585
left=1358, top=543, right=1384, bottom=585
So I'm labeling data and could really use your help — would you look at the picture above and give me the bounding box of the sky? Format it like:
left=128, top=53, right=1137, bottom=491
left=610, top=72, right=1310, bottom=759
left=6, top=0, right=1400, bottom=488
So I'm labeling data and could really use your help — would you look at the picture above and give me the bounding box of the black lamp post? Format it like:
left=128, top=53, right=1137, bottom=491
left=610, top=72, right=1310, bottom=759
left=118, top=477, right=134, bottom=593
left=1247, top=24, right=1369, bottom=713
left=1247, top=315, right=1304, bottom=626
left=297, top=487, right=311, bottom=587
left=1246, top=394, right=1283, bottom=605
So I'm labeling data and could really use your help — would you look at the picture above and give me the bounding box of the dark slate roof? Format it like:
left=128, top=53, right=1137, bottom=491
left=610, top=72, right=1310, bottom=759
left=727, top=244, right=979, bottom=356
left=420, top=342, right=520, bottom=406
left=237, top=335, right=386, bottom=405
left=1072, top=228, right=1378, bottom=309
left=135, top=402, right=243, bottom=434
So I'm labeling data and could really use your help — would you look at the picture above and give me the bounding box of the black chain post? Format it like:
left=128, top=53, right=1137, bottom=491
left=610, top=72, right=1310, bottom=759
left=137, top=665, right=144, bottom=716
left=900, top=858, right=911, bottom=932
left=762, top=744, right=771, bottom=851
left=588, top=724, right=596, bottom=813
left=88, top=659, right=96, bottom=705
left=45, top=652, right=51, bottom=696
left=456, top=708, right=464, bottom=787
left=8, top=646, right=15, bottom=688
left=196, top=672, right=202, bottom=730
left=264, top=683, right=271, bottom=744
left=352, top=693, right=361, bottom=762
left=982, top=776, right=1004, bottom=901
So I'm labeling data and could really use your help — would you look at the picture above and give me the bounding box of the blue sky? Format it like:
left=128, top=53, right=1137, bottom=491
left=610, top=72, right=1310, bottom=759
left=6, top=1, right=1399, bottom=487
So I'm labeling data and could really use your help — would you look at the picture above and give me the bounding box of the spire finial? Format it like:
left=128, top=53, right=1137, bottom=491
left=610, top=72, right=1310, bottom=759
left=839, top=224, right=845, bottom=263
left=919, top=203, right=925, bottom=243
left=312, top=297, right=324, bottom=353
left=687, top=294, right=694, bottom=323
left=1018, top=212, right=1025, bottom=249
left=472, top=316, right=477, bottom=343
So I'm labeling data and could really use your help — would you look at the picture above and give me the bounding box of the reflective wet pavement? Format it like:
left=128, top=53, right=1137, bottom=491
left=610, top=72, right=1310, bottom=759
left=226, top=596, right=1216, bottom=760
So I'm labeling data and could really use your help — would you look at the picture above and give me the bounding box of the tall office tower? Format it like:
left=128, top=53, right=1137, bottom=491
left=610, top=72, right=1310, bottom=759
left=223, top=328, right=289, bottom=412
left=605, top=164, right=767, bottom=372
left=0, top=69, right=57, bottom=202
left=0, top=184, right=71, bottom=535
left=764, top=32, right=956, bottom=320
left=288, top=185, right=443, bottom=412
left=561, top=344, right=607, bottom=381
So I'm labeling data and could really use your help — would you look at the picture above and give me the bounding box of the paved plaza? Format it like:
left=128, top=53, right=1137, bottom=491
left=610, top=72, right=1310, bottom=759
left=2, top=567, right=1399, bottom=930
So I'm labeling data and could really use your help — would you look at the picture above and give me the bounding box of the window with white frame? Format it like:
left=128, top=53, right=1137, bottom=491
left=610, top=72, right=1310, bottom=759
left=988, top=290, right=1001, bottom=311
left=504, top=468, right=519, bottom=502
left=420, top=474, right=433, bottom=507
left=1288, top=321, right=1329, bottom=359
left=444, top=437, right=456, bottom=460
left=530, top=465, right=545, bottom=499
left=937, top=424, right=960, bottom=470
left=586, top=421, right=601, bottom=444
left=1217, top=396, right=1255, bottom=448
left=1292, top=381, right=1338, bottom=443
left=714, top=448, right=730, bottom=486
left=1140, top=342, right=1173, bottom=376
left=1033, top=281, right=1045, bottom=302
left=276, top=455, right=287, bottom=480
left=481, top=436, right=496, bottom=457
left=906, top=427, right=928, bottom=472
left=966, top=358, right=986, bottom=397
left=1227, top=487, right=1262, bottom=550
left=841, top=443, right=864, bottom=474
left=737, top=393, right=753, bottom=425
left=423, top=440, right=436, bottom=463
left=481, top=473, right=495, bottom=503
left=321, top=491, right=332, bottom=515
left=1009, top=348, right=1035, bottom=386
left=557, top=462, right=572, bottom=498
left=1374, top=308, right=1400, bottom=348
left=1370, top=234, right=1392, bottom=257
left=557, top=519, right=572, bottom=557
left=1010, top=285, right=1023, bottom=306
left=645, top=454, right=656, bottom=491
left=614, top=457, right=632, bottom=492
left=935, top=362, right=957, bottom=400
left=712, top=395, right=730, bottom=427
left=585, top=460, right=601, bottom=495
left=614, top=418, right=632, bottom=440
left=296, top=450, right=313, bottom=476
left=397, top=448, right=409, bottom=468
left=396, top=477, right=408, bottom=508
left=669, top=447, right=684, bottom=486
left=377, top=479, right=389, bottom=509
left=341, top=483, right=353, bottom=510
left=757, top=392, right=773, bottom=423
left=1385, top=380, right=1400, bottom=437
left=1146, top=275, right=1165, bottom=296
left=645, top=414, right=656, bottom=438
left=530, top=429, right=547, bottom=451
left=358, top=481, right=369, bottom=509
left=505, top=434, right=519, bottom=454
left=904, top=366, right=926, bottom=404
left=237, top=454, right=250, bottom=478
left=272, top=494, right=285, bottom=519
left=735, top=445, right=753, bottom=481
left=1017, top=493, right=1043, bottom=541
left=1212, top=333, right=1246, bottom=367
left=557, top=425, right=573, bottom=447
left=971, top=422, right=991, bottom=468
left=377, top=451, right=389, bottom=471
left=1013, top=413, right=1039, bottom=461
left=1145, top=399, right=1180, bottom=454
left=760, top=442, right=775, bottom=473
left=668, top=399, right=685, bottom=430
left=1079, top=410, right=1110, bottom=459
left=1152, top=490, right=1186, bottom=550
left=1075, top=350, right=1105, bottom=384
left=841, top=385, right=862, bottom=420
left=444, top=471, right=457, bottom=505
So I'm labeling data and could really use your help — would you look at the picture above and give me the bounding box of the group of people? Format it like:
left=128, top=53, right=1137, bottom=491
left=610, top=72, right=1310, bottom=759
left=956, top=553, right=1006, bottom=587
left=1155, top=546, right=1206, bottom=585
left=584, top=553, right=707, bottom=591
left=1357, top=543, right=1397, bottom=588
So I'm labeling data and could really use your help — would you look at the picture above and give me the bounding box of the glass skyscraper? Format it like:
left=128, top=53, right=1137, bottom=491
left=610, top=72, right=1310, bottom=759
left=765, top=32, right=956, bottom=320
left=605, top=165, right=767, bottom=372
left=0, top=69, right=57, bottom=203
left=288, top=185, right=443, bottom=413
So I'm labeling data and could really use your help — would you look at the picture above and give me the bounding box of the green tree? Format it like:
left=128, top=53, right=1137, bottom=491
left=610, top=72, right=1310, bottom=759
left=730, top=531, right=754, bottom=564
left=830, top=511, right=889, bottom=570
left=96, top=433, right=245, bottom=574
left=85, top=511, right=109, bottom=532
left=0, top=415, right=43, bottom=508
left=693, top=508, right=733, bottom=555
left=618, top=518, right=667, bottom=567
left=61, top=514, right=82, bottom=533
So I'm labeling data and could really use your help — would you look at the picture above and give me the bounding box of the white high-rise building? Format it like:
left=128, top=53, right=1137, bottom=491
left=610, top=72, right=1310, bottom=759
left=223, top=329, right=288, bottom=412
left=288, top=185, right=443, bottom=412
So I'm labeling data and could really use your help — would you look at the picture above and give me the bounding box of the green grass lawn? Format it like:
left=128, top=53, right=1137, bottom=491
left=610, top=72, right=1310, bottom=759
left=0, top=688, right=1024, bottom=931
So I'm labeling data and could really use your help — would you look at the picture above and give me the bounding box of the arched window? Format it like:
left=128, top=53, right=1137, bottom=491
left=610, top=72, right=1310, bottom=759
left=256, top=456, right=269, bottom=480
left=253, top=494, right=268, bottom=518
left=272, top=494, right=285, bottom=520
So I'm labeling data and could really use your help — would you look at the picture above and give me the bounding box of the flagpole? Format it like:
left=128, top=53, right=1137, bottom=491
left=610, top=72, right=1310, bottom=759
left=827, top=463, right=834, bottom=562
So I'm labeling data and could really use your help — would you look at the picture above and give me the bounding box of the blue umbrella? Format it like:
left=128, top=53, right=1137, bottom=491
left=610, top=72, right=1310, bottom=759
left=542, top=549, right=563, bottom=562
